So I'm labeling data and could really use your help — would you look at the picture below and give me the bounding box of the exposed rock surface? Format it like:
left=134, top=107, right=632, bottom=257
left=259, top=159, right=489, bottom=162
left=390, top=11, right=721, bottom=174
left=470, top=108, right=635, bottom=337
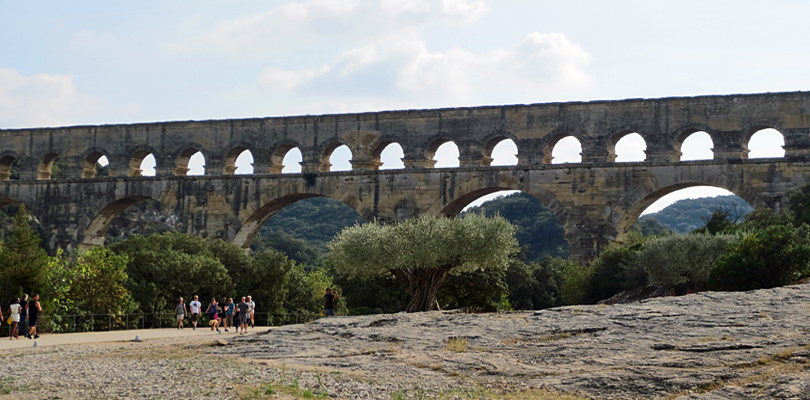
left=213, top=283, right=810, bottom=399
left=1, top=284, right=809, bottom=399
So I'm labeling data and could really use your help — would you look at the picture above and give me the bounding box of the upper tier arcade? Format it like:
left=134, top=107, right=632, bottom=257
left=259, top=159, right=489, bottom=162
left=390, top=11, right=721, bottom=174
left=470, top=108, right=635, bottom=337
left=2, top=91, right=809, bottom=181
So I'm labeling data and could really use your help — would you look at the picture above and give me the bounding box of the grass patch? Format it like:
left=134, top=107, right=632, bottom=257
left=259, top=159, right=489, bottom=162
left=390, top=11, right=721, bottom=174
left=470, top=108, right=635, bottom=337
left=446, top=337, right=468, bottom=352
left=0, top=377, right=39, bottom=395
left=540, top=332, right=572, bottom=342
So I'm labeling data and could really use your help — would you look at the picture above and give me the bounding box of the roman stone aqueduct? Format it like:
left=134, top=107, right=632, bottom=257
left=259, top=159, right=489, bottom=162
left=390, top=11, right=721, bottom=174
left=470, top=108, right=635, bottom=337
left=2, top=91, right=810, bottom=261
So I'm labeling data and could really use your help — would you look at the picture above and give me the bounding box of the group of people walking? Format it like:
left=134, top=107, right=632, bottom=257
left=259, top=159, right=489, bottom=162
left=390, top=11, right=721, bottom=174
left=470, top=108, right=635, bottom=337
left=3, top=294, right=42, bottom=340
left=175, top=295, right=255, bottom=334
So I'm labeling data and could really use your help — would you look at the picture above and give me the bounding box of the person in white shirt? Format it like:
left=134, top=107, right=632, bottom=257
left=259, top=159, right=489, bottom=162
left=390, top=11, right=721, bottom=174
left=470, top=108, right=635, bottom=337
left=247, top=296, right=255, bottom=329
left=189, top=295, right=202, bottom=330
left=8, top=298, right=21, bottom=340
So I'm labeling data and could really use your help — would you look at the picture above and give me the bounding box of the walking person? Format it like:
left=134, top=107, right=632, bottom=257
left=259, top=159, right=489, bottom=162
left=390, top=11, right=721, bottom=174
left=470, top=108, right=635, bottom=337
left=19, top=294, right=28, bottom=339
left=224, top=298, right=234, bottom=332
left=247, top=296, right=256, bottom=328
left=237, top=297, right=249, bottom=334
left=27, top=294, right=41, bottom=339
left=324, top=288, right=339, bottom=317
left=207, top=297, right=220, bottom=333
left=189, top=295, right=202, bottom=330
left=8, top=298, right=20, bottom=340
left=176, top=297, right=187, bottom=329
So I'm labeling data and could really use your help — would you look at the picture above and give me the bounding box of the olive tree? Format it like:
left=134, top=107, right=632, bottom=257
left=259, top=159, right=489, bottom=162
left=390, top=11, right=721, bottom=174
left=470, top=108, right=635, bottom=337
left=632, top=233, right=736, bottom=291
left=326, top=214, right=519, bottom=312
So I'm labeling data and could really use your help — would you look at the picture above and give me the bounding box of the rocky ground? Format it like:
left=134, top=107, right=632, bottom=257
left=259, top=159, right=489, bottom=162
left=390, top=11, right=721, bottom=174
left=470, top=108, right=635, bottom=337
left=2, top=283, right=810, bottom=399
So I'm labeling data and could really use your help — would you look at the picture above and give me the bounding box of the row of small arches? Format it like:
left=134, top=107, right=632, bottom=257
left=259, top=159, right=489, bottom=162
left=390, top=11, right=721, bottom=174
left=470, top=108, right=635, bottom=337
left=198, top=128, right=787, bottom=175
left=0, top=129, right=786, bottom=180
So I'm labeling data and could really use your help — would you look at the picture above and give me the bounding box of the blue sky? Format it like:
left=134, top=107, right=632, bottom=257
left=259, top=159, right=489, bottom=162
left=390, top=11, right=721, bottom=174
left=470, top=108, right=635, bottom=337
left=1, top=1, right=806, bottom=213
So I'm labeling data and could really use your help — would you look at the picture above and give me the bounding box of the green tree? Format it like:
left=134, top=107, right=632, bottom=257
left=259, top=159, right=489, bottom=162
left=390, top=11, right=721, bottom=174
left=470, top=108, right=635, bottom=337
left=251, top=231, right=323, bottom=267
left=630, top=217, right=672, bottom=237
left=438, top=264, right=508, bottom=311
left=109, top=232, right=233, bottom=314
left=633, top=233, right=735, bottom=291
left=462, top=192, right=569, bottom=261
left=558, top=262, right=593, bottom=305
left=708, top=224, right=810, bottom=291
left=245, top=249, right=296, bottom=318
left=285, top=266, right=345, bottom=318
left=69, top=247, right=137, bottom=315
left=789, top=182, right=810, bottom=226
left=327, top=260, right=409, bottom=314
left=327, top=214, right=519, bottom=312
left=0, top=205, right=51, bottom=304
left=505, top=258, right=565, bottom=310
left=729, top=207, right=794, bottom=233
left=585, top=246, right=637, bottom=303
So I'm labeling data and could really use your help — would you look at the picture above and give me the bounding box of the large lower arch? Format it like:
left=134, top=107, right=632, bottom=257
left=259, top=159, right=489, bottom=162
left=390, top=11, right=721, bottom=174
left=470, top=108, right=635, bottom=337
left=438, top=186, right=569, bottom=234
left=78, top=196, right=157, bottom=250
left=611, top=180, right=764, bottom=243
left=232, top=192, right=373, bottom=249
left=78, top=181, right=168, bottom=251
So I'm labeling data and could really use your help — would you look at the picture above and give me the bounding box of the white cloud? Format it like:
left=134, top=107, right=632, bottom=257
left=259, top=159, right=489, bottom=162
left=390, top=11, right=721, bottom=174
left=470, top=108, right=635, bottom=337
left=256, top=31, right=594, bottom=106
left=260, top=65, right=331, bottom=90
left=71, top=29, right=118, bottom=52
left=163, top=0, right=490, bottom=58
left=0, top=68, right=100, bottom=128
left=439, top=0, right=488, bottom=24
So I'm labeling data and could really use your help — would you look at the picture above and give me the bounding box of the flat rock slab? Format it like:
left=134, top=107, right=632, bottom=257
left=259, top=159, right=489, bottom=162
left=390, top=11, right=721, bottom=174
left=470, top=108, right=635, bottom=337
left=213, top=283, right=810, bottom=399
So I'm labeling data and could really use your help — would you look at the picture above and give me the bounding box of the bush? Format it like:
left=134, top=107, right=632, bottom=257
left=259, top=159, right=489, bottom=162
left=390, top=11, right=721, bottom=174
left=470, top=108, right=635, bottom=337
left=708, top=224, right=810, bottom=291
left=585, top=246, right=636, bottom=303
left=633, top=233, right=735, bottom=291
left=439, top=264, right=508, bottom=311
left=505, top=258, right=565, bottom=310
left=559, top=261, right=593, bottom=305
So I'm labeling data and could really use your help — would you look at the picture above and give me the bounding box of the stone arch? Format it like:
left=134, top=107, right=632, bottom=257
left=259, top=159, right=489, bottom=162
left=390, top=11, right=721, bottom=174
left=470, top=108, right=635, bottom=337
left=319, top=138, right=353, bottom=172
left=549, top=136, right=583, bottom=164
left=432, top=178, right=576, bottom=255
left=0, top=152, right=20, bottom=180
left=610, top=173, right=764, bottom=243
left=223, top=145, right=254, bottom=175
left=173, top=143, right=207, bottom=176
left=78, top=187, right=165, bottom=250
left=744, top=124, right=785, bottom=159
left=269, top=140, right=303, bottom=173
left=674, top=127, right=715, bottom=161
left=80, top=148, right=111, bottom=179
left=608, top=129, right=647, bottom=162
left=231, top=191, right=373, bottom=249
left=439, top=186, right=567, bottom=222
left=128, top=146, right=159, bottom=177
left=372, top=140, right=404, bottom=170
left=425, top=137, right=460, bottom=168
left=37, top=152, right=60, bottom=180
left=483, top=134, right=520, bottom=166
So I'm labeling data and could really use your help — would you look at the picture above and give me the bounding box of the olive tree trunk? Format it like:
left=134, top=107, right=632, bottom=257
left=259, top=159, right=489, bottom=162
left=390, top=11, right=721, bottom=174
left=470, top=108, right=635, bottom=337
left=396, top=267, right=451, bottom=312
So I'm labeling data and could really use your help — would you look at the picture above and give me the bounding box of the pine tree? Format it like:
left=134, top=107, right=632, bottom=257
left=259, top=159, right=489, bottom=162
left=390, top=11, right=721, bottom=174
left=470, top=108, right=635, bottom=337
left=0, top=205, right=51, bottom=302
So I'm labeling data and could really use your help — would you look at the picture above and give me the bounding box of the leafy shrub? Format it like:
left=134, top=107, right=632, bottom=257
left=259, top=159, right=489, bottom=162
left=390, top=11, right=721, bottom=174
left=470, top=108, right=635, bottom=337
left=708, top=224, right=810, bottom=291
left=633, top=233, right=735, bottom=291
left=585, top=246, right=637, bottom=303
left=559, top=261, right=593, bottom=305
left=505, top=258, right=565, bottom=310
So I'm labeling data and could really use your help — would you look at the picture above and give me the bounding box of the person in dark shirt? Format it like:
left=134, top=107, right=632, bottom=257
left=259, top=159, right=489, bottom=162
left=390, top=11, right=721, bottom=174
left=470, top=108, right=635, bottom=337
left=27, top=294, right=42, bottom=339
left=324, top=288, right=339, bottom=317
left=237, top=297, right=249, bottom=334
left=19, top=294, right=28, bottom=339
